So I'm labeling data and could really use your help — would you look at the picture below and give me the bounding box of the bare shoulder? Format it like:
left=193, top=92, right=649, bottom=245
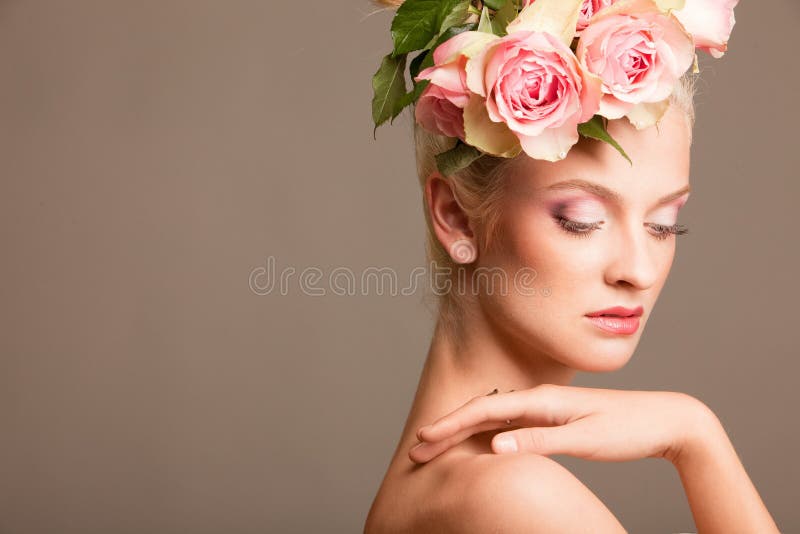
left=365, top=443, right=627, bottom=533
left=433, top=453, right=628, bottom=533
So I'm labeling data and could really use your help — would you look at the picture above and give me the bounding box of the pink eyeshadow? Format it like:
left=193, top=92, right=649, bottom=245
left=549, top=196, right=606, bottom=222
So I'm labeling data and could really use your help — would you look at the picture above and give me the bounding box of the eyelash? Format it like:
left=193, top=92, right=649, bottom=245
left=555, top=216, right=689, bottom=241
left=556, top=216, right=602, bottom=239
left=647, top=222, right=690, bottom=240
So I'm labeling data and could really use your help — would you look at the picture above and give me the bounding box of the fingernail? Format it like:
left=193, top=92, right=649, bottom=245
left=494, top=435, right=518, bottom=453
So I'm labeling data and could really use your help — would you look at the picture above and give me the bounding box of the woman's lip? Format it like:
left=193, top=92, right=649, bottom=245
left=585, top=315, right=641, bottom=335
left=585, top=305, right=644, bottom=318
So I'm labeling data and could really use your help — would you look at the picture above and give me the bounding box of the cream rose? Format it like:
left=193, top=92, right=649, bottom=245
left=523, top=0, right=616, bottom=35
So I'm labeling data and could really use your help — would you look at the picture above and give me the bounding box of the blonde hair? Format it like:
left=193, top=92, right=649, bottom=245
left=373, top=0, right=699, bottom=340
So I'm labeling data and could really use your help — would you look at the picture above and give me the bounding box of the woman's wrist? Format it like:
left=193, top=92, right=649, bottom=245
left=667, top=398, right=728, bottom=469
left=664, top=399, right=781, bottom=532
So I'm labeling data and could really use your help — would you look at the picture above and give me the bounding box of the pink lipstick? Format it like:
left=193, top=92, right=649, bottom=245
left=585, top=305, right=644, bottom=335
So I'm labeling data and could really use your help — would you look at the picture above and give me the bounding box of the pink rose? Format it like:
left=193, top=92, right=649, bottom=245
left=523, top=0, right=616, bottom=35
left=414, top=31, right=498, bottom=140
left=576, top=0, right=616, bottom=32
left=415, top=83, right=467, bottom=139
left=525, top=0, right=737, bottom=58
left=465, top=30, right=601, bottom=161
left=575, top=0, right=694, bottom=126
left=672, top=0, right=738, bottom=58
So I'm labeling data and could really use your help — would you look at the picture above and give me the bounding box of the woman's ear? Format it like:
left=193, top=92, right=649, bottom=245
left=425, top=172, right=477, bottom=264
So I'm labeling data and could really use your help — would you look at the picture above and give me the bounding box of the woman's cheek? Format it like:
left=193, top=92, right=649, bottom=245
left=500, top=211, right=593, bottom=280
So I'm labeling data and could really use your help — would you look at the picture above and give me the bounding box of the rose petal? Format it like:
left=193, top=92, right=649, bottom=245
left=578, top=70, right=603, bottom=123
left=417, top=61, right=469, bottom=106
left=507, top=0, right=584, bottom=45
left=415, top=84, right=466, bottom=139
left=465, top=45, right=492, bottom=97
left=433, top=31, right=499, bottom=65
left=672, top=0, right=738, bottom=58
left=517, top=121, right=581, bottom=161
left=590, top=0, right=663, bottom=20
left=625, top=98, right=670, bottom=129
left=653, top=0, right=686, bottom=11
left=576, top=4, right=693, bottom=116
left=599, top=94, right=634, bottom=118
left=463, top=94, right=521, bottom=157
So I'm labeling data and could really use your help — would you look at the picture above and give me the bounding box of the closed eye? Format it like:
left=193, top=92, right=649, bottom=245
left=645, top=222, right=689, bottom=240
left=555, top=216, right=603, bottom=239
left=555, top=216, right=690, bottom=241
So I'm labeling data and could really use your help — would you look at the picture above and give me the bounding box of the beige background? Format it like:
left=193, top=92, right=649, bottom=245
left=0, top=1, right=797, bottom=532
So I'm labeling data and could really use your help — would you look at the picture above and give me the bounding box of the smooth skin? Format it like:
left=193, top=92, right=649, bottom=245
left=410, top=385, right=779, bottom=533
left=364, top=105, right=780, bottom=533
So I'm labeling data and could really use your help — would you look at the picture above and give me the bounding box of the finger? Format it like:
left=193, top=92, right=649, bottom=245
left=409, top=419, right=501, bottom=464
left=417, top=385, right=503, bottom=440
left=491, top=419, right=596, bottom=458
left=417, top=384, right=567, bottom=443
left=416, top=391, right=528, bottom=442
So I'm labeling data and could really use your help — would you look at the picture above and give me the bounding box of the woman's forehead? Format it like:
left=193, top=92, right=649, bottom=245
left=505, top=106, right=692, bottom=199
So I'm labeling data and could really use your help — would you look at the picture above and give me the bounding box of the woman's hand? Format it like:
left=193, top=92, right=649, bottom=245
left=408, top=383, right=715, bottom=464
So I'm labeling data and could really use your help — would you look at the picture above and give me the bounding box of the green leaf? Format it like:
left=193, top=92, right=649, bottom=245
left=477, top=6, right=493, bottom=34
left=490, top=18, right=503, bottom=36
left=372, top=53, right=408, bottom=136
left=414, top=50, right=435, bottom=80
left=392, top=79, right=430, bottom=121
left=439, top=0, right=471, bottom=34
left=483, top=0, right=511, bottom=11
left=492, top=0, right=518, bottom=36
left=483, top=0, right=508, bottom=10
left=391, top=0, right=439, bottom=56
left=436, top=22, right=480, bottom=46
left=435, top=141, right=485, bottom=177
left=391, top=0, right=465, bottom=56
left=577, top=115, right=632, bottom=165
left=409, top=49, right=430, bottom=80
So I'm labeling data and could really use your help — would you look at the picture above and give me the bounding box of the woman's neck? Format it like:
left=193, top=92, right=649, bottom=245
left=400, top=307, right=578, bottom=449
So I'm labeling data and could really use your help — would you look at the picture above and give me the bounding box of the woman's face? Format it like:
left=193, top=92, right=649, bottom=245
left=478, top=104, right=692, bottom=373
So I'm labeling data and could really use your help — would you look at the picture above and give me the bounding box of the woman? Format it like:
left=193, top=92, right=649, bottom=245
left=365, top=0, right=779, bottom=532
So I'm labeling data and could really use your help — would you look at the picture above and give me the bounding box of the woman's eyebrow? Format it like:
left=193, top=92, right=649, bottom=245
left=656, top=184, right=691, bottom=205
left=545, top=179, right=690, bottom=206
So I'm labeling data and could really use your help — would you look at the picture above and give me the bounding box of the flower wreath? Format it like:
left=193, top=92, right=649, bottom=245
left=371, top=0, right=738, bottom=175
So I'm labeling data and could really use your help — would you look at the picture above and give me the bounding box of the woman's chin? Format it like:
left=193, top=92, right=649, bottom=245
left=571, top=349, right=636, bottom=373
left=555, top=335, right=641, bottom=373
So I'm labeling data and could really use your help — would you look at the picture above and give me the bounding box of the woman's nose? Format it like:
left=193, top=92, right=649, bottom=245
left=603, top=223, right=662, bottom=290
